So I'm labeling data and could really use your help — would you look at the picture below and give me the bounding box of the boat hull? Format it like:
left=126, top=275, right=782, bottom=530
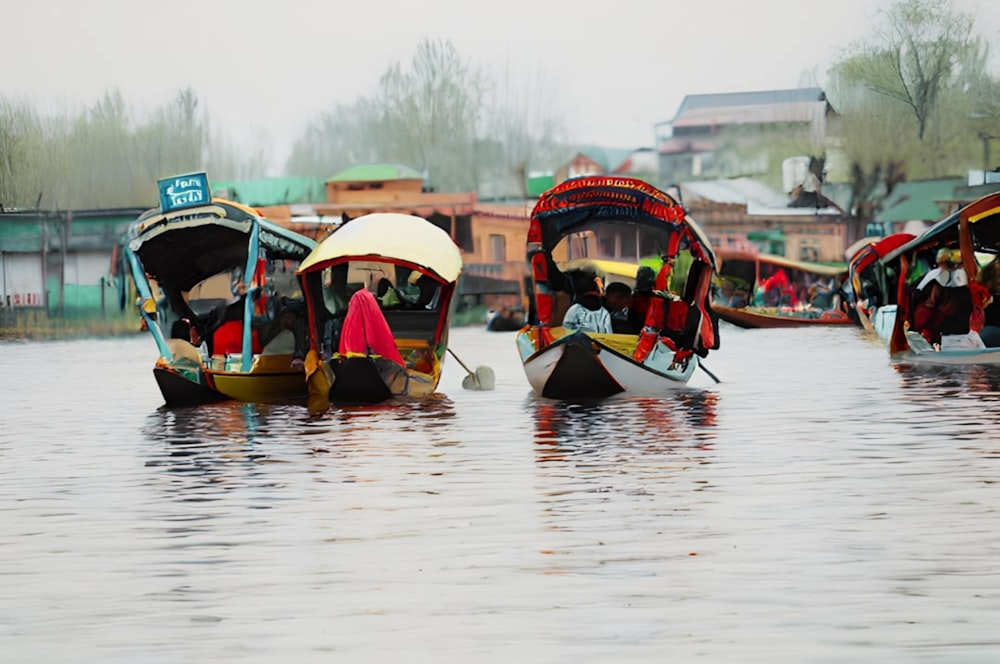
left=714, top=304, right=854, bottom=329
left=869, top=305, right=1000, bottom=364
left=154, top=353, right=307, bottom=406
left=517, top=329, right=696, bottom=400
left=153, top=366, right=230, bottom=407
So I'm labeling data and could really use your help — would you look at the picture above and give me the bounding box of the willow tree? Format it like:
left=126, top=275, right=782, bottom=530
left=828, top=0, right=995, bottom=218
left=371, top=38, right=488, bottom=192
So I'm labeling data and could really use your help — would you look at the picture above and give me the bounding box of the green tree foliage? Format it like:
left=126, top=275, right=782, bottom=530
left=828, top=0, right=998, bottom=218
left=0, top=88, right=257, bottom=210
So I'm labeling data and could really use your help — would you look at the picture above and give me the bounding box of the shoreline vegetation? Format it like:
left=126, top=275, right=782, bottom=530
left=0, top=311, right=143, bottom=341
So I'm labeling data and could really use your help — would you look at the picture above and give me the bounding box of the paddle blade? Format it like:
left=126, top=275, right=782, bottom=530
left=461, top=365, right=496, bottom=391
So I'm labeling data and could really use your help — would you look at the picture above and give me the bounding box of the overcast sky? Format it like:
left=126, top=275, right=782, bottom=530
left=3, top=0, right=999, bottom=173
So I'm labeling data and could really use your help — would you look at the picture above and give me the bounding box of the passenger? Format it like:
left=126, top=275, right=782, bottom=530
left=976, top=259, right=1000, bottom=347
left=628, top=266, right=655, bottom=333
left=912, top=248, right=971, bottom=345
left=563, top=277, right=612, bottom=334
left=760, top=269, right=797, bottom=307
left=604, top=281, right=634, bottom=334
left=376, top=277, right=401, bottom=309
left=808, top=275, right=840, bottom=310
left=262, top=310, right=298, bottom=355
left=166, top=319, right=203, bottom=364
left=208, top=280, right=263, bottom=356
left=339, top=289, right=405, bottom=365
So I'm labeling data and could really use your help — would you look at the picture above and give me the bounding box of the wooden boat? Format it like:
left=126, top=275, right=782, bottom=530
left=872, top=192, right=1000, bottom=364
left=712, top=250, right=852, bottom=328
left=296, top=212, right=463, bottom=407
left=515, top=175, right=720, bottom=400
left=123, top=172, right=317, bottom=406
left=846, top=232, right=915, bottom=333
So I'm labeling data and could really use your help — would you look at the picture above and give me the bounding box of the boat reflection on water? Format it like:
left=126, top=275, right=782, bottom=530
left=143, top=395, right=458, bottom=474
left=892, top=362, right=1000, bottom=436
left=531, top=391, right=719, bottom=464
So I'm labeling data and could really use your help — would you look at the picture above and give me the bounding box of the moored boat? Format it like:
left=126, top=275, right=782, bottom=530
left=872, top=192, right=1000, bottom=364
left=712, top=250, right=852, bottom=328
left=846, top=232, right=915, bottom=333
left=296, top=212, right=463, bottom=409
left=515, top=176, right=720, bottom=400
left=123, top=172, right=317, bottom=406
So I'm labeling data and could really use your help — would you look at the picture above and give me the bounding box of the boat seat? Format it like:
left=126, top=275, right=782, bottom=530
left=382, top=309, right=440, bottom=342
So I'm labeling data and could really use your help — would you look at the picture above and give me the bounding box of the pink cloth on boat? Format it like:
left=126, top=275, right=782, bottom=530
left=338, top=289, right=405, bottom=366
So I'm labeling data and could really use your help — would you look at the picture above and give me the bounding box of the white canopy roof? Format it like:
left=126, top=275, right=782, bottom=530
left=297, top=213, right=463, bottom=282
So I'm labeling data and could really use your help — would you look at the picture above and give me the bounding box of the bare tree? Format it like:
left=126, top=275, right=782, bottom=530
left=834, top=0, right=987, bottom=141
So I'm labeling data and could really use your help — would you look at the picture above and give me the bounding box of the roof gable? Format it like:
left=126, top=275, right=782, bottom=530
left=328, top=163, right=424, bottom=183
left=212, top=177, right=325, bottom=207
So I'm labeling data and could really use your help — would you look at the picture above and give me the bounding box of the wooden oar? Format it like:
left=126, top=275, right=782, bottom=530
left=698, top=361, right=721, bottom=384
left=447, top=347, right=495, bottom=391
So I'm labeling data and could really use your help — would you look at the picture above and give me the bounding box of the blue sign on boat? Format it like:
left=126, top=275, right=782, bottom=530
left=158, top=172, right=211, bottom=213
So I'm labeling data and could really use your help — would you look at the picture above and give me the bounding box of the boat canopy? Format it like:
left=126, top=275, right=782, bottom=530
left=297, top=213, right=462, bottom=283
left=127, top=199, right=317, bottom=291
left=529, top=176, right=716, bottom=268
left=881, top=193, right=1000, bottom=265
left=848, top=233, right=915, bottom=277
left=717, top=250, right=846, bottom=278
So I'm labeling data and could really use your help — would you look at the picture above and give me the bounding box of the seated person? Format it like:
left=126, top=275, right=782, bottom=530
left=629, top=266, right=656, bottom=332
left=603, top=281, right=634, bottom=334
left=262, top=310, right=298, bottom=355
left=808, top=276, right=840, bottom=309
left=912, top=248, right=971, bottom=345
left=563, top=277, right=612, bottom=334
left=339, top=289, right=405, bottom=365
left=376, top=277, right=401, bottom=308
left=166, top=319, right=203, bottom=364
left=976, top=259, right=1000, bottom=347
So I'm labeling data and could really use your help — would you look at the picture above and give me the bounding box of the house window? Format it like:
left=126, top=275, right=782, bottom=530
left=489, top=234, right=506, bottom=262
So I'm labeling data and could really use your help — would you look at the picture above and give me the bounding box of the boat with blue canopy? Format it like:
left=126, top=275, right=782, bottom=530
left=122, top=172, right=317, bottom=406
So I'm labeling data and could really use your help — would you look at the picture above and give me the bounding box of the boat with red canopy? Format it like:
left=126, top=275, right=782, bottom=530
left=515, top=176, right=720, bottom=399
left=875, top=192, right=1000, bottom=363
left=846, top=232, right=915, bottom=334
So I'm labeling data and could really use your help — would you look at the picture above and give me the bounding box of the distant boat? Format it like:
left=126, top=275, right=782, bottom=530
left=515, top=176, right=720, bottom=399
left=123, top=171, right=317, bottom=407
left=867, top=192, right=1000, bottom=364
left=846, top=232, right=915, bottom=333
left=711, top=250, right=852, bottom=328
left=296, top=213, right=463, bottom=407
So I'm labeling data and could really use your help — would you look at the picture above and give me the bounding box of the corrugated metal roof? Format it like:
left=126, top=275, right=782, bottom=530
left=671, top=101, right=827, bottom=128
left=669, top=87, right=826, bottom=120
left=680, top=178, right=789, bottom=207
left=874, top=178, right=965, bottom=223
left=327, top=163, right=424, bottom=183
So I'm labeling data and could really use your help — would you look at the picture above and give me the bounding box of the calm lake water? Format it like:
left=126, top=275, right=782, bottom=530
left=2, top=323, right=1000, bottom=663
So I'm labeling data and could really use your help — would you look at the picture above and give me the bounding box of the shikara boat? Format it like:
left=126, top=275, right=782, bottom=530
left=515, top=176, right=720, bottom=400
left=872, top=192, right=1000, bottom=364
left=846, top=232, right=915, bottom=333
left=296, top=212, right=463, bottom=408
left=123, top=172, right=317, bottom=406
left=712, top=250, right=852, bottom=328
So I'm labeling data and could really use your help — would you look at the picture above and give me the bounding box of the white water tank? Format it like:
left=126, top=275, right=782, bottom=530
left=782, top=156, right=811, bottom=194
